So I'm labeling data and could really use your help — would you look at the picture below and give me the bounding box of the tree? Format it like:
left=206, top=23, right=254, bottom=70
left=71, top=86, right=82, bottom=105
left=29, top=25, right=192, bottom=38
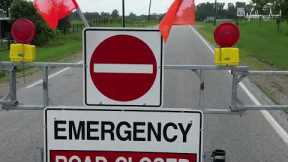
left=100, top=12, right=110, bottom=18
left=216, top=2, right=226, bottom=18
left=128, top=12, right=137, bottom=20
left=58, top=16, right=71, bottom=34
left=10, top=0, right=54, bottom=45
left=275, top=0, right=288, bottom=19
left=251, top=0, right=270, bottom=14
left=227, top=3, right=236, bottom=19
left=196, top=2, right=229, bottom=21
left=236, top=2, right=246, bottom=8
left=196, top=3, right=215, bottom=21
left=0, top=0, right=13, bottom=17
left=245, top=3, right=254, bottom=15
left=255, top=0, right=288, bottom=18
left=281, top=1, right=288, bottom=19
left=111, top=9, right=119, bottom=19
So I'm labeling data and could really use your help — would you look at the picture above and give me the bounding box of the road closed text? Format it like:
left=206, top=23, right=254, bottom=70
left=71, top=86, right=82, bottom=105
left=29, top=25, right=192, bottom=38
left=54, top=120, right=193, bottom=143
left=50, top=151, right=197, bottom=162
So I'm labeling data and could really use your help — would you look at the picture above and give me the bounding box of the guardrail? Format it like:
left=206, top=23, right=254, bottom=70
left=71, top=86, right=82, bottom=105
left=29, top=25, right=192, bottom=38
left=0, top=61, right=287, bottom=114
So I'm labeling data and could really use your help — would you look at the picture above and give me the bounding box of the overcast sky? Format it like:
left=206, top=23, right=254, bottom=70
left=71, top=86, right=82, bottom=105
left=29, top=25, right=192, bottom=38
left=77, top=0, right=250, bottom=15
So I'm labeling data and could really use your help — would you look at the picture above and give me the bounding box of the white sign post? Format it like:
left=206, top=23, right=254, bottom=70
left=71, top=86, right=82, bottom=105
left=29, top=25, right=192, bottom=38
left=45, top=108, right=203, bottom=162
left=84, top=28, right=163, bottom=107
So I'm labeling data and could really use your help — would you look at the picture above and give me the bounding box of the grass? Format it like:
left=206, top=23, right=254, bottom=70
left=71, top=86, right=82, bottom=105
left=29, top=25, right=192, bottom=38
left=35, top=32, right=82, bottom=62
left=0, top=32, right=82, bottom=62
left=197, top=20, right=288, bottom=70
left=0, top=32, right=82, bottom=81
left=197, top=20, right=288, bottom=111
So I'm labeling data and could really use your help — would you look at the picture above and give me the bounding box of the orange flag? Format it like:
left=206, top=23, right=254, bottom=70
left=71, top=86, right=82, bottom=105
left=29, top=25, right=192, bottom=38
left=34, top=0, right=79, bottom=30
left=159, top=0, right=196, bottom=42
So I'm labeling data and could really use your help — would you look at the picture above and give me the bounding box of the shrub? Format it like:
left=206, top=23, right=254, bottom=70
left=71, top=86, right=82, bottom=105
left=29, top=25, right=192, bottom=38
left=10, top=0, right=55, bottom=45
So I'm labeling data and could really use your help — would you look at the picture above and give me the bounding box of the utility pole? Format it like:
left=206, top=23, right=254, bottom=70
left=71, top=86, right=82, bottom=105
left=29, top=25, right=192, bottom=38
left=214, top=0, right=217, bottom=25
left=148, top=0, right=152, bottom=21
left=122, top=0, right=126, bottom=27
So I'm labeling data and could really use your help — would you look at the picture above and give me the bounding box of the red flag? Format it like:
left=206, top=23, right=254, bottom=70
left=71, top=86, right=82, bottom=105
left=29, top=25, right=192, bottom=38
left=159, top=0, right=196, bottom=42
left=34, top=0, right=79, bottom=30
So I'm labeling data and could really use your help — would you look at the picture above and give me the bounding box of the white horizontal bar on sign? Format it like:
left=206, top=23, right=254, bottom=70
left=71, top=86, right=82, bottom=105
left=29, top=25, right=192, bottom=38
left=94, top=64, right=153, bottom=74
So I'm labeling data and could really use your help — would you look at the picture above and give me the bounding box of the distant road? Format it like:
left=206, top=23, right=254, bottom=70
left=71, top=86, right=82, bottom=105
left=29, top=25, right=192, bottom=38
left=0, top=26, right=287, bottom=162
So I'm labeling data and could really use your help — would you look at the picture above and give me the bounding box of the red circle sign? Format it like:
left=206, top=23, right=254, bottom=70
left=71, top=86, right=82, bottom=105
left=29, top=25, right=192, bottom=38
left=89, top=35, right=157, bottom=102
left=214, top=22, right=240, bottom=47
left=11, top=18, right=36, bottom=44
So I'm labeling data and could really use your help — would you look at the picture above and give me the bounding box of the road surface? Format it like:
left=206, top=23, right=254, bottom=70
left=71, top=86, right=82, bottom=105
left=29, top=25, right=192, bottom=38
left=0, top=26, right=288, bottom=162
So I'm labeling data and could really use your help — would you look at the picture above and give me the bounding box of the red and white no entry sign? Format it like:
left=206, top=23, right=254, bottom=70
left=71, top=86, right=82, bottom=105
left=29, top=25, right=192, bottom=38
left=90, top=35, right=157, bottom=102
left=84, top=28, right=163, bottom=107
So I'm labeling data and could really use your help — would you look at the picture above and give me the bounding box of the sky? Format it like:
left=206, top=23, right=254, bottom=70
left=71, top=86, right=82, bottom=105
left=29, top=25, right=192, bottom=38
left=77, top=0, right=250, bottom=15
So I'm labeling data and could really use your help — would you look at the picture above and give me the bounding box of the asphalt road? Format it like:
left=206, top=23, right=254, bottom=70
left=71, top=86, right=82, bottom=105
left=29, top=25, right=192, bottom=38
left=0, top=26, right=288, bottom=162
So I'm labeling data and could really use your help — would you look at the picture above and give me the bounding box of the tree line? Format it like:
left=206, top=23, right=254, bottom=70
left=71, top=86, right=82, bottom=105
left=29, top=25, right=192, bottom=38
left=196, top=0, right=288, bottom=21
left=1, top=0, right=163, bottom=45
left=70, top=9, right=163, bottom=23
left=251, top=0, right=287, bottom=16
left=197, top=2, right=245, bottom=21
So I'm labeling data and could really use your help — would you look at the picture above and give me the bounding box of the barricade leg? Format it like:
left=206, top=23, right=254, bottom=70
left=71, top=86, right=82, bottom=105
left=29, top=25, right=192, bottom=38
left=42, top=66, right=49, bottom=107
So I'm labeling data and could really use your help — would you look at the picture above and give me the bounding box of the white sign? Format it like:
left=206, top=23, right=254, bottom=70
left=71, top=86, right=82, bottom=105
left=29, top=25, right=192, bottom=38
left=45, top=108, right=203, bottom=162
left=84, top=28, right=163, bottom=107
left=237, top=8, right=245, bottom=17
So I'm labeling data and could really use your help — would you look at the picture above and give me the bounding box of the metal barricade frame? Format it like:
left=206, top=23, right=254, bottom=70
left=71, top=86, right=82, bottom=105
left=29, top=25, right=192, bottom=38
left=0, top=61, right=287, bottom=114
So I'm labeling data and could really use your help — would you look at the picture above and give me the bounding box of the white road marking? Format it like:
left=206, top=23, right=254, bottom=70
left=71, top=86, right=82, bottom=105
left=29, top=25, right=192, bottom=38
left=191, top=27, right=288, bottom=146
left=25, top=61, right=83, bottom=89
left=94, top=64, right=153, bottom=74
left=239, top=82, right=288, bottom=146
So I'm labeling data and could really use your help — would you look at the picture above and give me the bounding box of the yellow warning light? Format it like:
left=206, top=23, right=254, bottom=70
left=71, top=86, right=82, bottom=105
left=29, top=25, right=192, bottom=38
left=9, top=43, right=36, bottom=62
left=214, top=48, right=239, bottom=66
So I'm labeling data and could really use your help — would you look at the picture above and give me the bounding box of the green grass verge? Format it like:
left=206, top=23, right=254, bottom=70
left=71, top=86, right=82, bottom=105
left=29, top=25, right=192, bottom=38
left=197, top=21, right=288, bottom=112
left=0, top=32, right=82, bottom=80
left=36, top=32, right=82, bottom=62
left=0, top=32, right=82, bottom=62
left=197, top=21, right=288, bottom=70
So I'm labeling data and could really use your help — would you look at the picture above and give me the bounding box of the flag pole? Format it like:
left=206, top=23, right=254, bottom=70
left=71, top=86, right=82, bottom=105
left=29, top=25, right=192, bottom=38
left=71, top=0, right=90, bottom=27
left=76, top=8, right=90, bottom=27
